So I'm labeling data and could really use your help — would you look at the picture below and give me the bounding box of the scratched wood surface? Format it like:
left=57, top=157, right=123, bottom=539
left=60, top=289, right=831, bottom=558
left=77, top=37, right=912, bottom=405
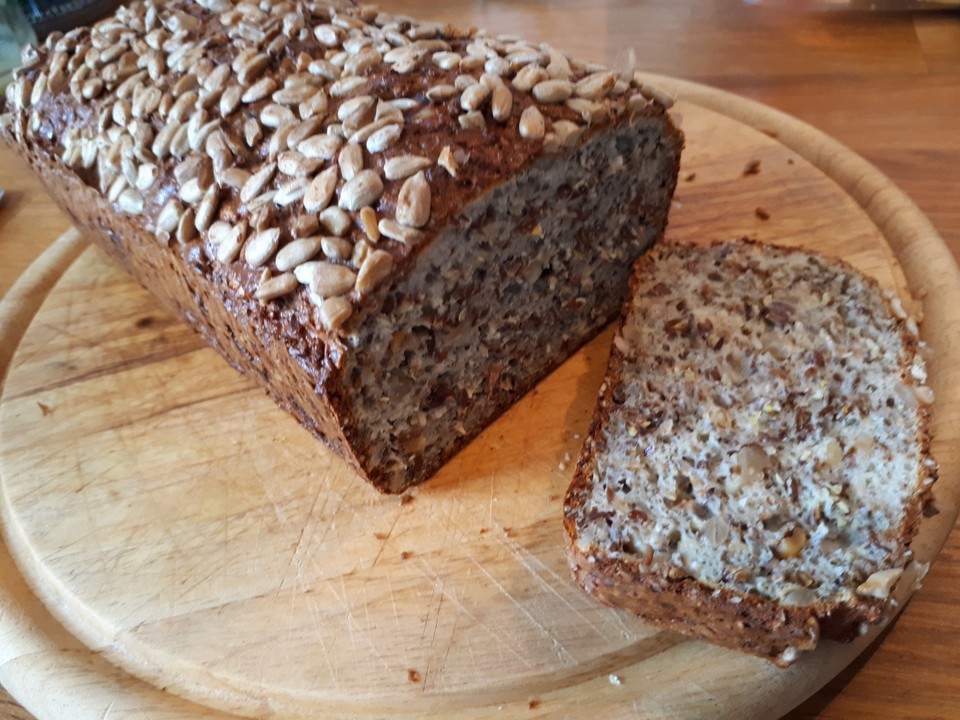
left=0, top=78, right=958, bottom=719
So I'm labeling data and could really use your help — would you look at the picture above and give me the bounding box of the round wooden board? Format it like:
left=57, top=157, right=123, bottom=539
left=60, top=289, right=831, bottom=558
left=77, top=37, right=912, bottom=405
left=1, top=78, right=958, bottom=720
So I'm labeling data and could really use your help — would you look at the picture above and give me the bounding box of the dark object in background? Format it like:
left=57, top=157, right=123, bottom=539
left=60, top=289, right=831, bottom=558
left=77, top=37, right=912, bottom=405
left=17, top=0, right=121, bottom=38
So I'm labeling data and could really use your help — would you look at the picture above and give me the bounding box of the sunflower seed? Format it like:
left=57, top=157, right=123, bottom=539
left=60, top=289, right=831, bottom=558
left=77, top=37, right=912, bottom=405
left=177, top=207, right=197, bottom=244
left=270, top=84, right=314, bottom=106
left=330, top=76, right=365, bottom=96
left=214, top=167, right=248, bottom=191
left=291, top=214, right=320, bottom=238
left=260, top=103, right=296, bottom=128
left=512, top=63, right=548, bottom=92
left=519, top=105, right=545, bottom=140
left=484, top=56, right=511, bottom=77
left=395, top=171, right=430, bottom=228
left=255, top=272, right=298, bottom=301
left=286, top=117, right=325, bottom=150
left=553, top=119, right=584, bottom=148
left=244, top=117, right=263, bottom=147
left=195, top=184, right=221, bottom=231
left=203, top=63, right=230, bottom=93
left=276, top=236, right=322, bottom=271
left=238, top=53, right=270, bottom=84
left=220, top=85, right=243, bottom=117
left=338, top=169, right=382, bottom=212
left=574, top=71, right=616, bottom=100
left=565, top=97, right=606, bottom=125
left=338, top=142, right=363, bottom=181
left=459, top=54, right=484, bottom=72
left=156, top=198, right=183, bottom=233
left=207, top=221, right=234, bottom=245
left=242, top=76, right=277, bottom=104
left=250, top=205, right=274, bottom=231
left=298, top=133, right=342, bottom=160
left=432, top=51, right=461, bottom=70
left=312, top=263, right=358, bottom=300
left=337, top=95, right=374, bottom=122
left=293, top=260, right=320, bottom=284
left=383, top=155, right=430, bottom=181
left=319, top=206, right=352, bottom=236
left=458, top=111, right=485, bottom=130
left=437, top=145, right=458, bottom=177
left=359, top=206, right=380, bottom=242
left=268, top=124, right=295, bottom=158
left=314, top=23, right=342, bottom=46
left=355, top=249, right=393, bottom=295
left=298, top=89, right=330, bottom=121
left=460, top=83, right=490, bottom=112
left=378, top=218, right=424, bottom=245
left=116, top=187, right=144, bottom=214
left=240, top=162, right=277, bottom=203
left=135, top=163, right=159, bottom=190
left=304, top=165, right=339, bottom=212
left=273, top=177, right=310, bottom=206
left=245, top=227, right=281, bottom=267
left=173, top=73, right=199, bottom=98
left=318, top=295, right=353, bottom=331
left=167, top=90, right=197, bottom=123
left=308, top=58, right=340, bottom=81
left=216, top=221, right=244, bottom=261
left=532, top=79, right=573, bottom=104
left=425, top=84, right=456, bottom=103
left=490, top=80, right=512, bottom=122
left=454, top=74, right=477, bottom=92
left=545, top=46, right=573, bottom=80
left=344, top=47, right=381, bottom=75
left=276, top=150, right=317, bottom=177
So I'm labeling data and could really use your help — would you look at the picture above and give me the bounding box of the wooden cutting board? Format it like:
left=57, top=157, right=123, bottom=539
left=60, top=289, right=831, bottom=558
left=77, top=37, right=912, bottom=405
left=1, top=77, right=958, bottom=720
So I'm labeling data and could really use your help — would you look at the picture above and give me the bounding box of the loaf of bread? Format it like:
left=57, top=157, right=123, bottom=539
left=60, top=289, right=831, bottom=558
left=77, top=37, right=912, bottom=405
left=1, top=0, right=683, bottom=492
left=563, top=239, right=938, bottom=666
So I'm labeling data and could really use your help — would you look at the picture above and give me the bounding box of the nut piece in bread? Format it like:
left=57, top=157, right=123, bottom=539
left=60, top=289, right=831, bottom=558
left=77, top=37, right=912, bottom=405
left=0, top=0, right=683, bottom=492
left=563, top=239, right=937, bottom=666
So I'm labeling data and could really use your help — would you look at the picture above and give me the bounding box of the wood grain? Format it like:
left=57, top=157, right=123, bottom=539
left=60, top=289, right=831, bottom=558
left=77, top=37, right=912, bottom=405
left=1, top=82, right=958, bottom=719
left=1, top=2, right=958, bottom=719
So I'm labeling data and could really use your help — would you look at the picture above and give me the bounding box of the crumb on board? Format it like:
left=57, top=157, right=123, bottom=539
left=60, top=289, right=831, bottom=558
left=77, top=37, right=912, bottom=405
left=400, top=493, right=415, bottom=505
left=609, top=673, right=622, bottom=686
left=743, top=159, right=762, bottom=176
left=407, top=669, right=421, bottom=683
left=528, top=699, right=541, bottom=709
left=37, top=402, right=54, bottom=416
left=400, top=550, right=412, bottom=560
left=755, top=207, right=771, bottom=220
left=684, top=172, right=696, bottom=182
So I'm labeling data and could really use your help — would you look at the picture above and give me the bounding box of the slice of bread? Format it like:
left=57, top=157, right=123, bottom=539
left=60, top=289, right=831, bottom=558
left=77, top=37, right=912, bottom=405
left=563, top=239, right=938, bottom=666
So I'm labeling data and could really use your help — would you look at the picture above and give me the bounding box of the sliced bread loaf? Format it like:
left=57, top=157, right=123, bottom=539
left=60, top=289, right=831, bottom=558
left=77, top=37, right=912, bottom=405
left=563, top=239, right=938, bottom=666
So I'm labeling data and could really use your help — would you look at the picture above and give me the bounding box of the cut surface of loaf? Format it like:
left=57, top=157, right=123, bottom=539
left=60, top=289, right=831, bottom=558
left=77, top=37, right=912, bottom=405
left=563, top=239, right=937, bottom=666
left=1, top=0, right=683, bottom=492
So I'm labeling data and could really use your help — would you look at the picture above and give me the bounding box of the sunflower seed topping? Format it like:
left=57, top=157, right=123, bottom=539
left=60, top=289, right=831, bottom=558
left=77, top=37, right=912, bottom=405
left=255, top=272, right=298, bottom=301
left=215, top=222, right=244, bottom=262
left=117, top=187, right=144, bottom=214
left=318, top=295, right=353, bottom=331
left=237, top=163, right=275, bottom=204
left=311, top=262, right=357, bottom=297
left=356, top=249, right=393, bottom=295
left=339, top=169, right=383, bottom=211
left=519, top=105, right=545, bottom=140
left=338, top=142, right=364, bottom=181
left=276, top=237, right=322, bottom=271
left=532, top=79, right=573, bottom=104
left=319, top=206, right=352, bottom=236
left=304, top=165, right=339, bottom=213
left=396, top=171, right=431, bottom=228
left=245, top=228, right=281, bottom=267
left=378, top=218, right=425, bottom=245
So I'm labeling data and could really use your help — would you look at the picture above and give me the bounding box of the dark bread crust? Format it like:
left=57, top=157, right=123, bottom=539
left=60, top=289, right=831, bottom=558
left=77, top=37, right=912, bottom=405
left=563, top=239, right=937, bottom=666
